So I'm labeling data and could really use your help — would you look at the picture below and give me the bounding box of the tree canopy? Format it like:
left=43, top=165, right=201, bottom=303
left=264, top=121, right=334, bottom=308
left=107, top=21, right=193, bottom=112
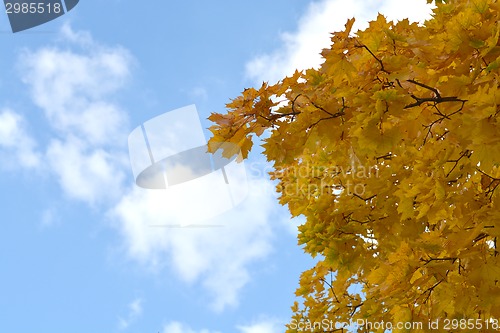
left=208, top=0, right=500, bottom=331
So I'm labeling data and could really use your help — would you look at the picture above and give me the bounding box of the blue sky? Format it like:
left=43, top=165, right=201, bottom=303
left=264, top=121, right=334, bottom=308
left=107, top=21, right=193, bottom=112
left=0, top=1, right=432, bottom=332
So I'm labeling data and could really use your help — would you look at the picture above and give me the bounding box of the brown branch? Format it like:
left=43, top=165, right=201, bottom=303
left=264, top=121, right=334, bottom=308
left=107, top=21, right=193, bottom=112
left=445, top=150, right=472, bottom=178
left=422, top=278, right=445, bottom=303
left=376, top=153, right=393, bottom=161
left=476, top=167, right=500, bottom=200
left=259, top=111, right=301, bottom=122
left=404, top=79, right=467, bottom=109
left=476, top=168, right=500, bottom=181
left=421, top=257, right=457, bottom=265
left=321, top=271, right=340, bottom=303
left=407, top=79, right=442, bottom=98
left=305, top=97, right=347, bottom=129
left=352, top=192, right=376, bottom=202
left=404, top=95, right=465, bottom=109
left=473, top=233, right=489, bottom=243
left=354, top=41, right=389, bottom=74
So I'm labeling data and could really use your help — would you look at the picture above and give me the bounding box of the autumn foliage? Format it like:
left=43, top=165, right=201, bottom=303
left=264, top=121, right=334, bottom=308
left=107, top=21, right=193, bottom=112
left=208, top=0, right=500, bottom=331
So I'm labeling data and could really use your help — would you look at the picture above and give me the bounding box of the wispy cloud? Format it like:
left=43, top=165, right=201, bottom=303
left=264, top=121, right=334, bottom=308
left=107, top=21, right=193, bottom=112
left=189, top=86, right=209, bottom=101
left=0, top=108, right=41, bottom=169
left=162, top=321, right=221, bottom=333
left=40, top=207, right=59, bottom=228
left=118, top=298, right=143, bottom=330
left=45, top=136, right=126, bottom=203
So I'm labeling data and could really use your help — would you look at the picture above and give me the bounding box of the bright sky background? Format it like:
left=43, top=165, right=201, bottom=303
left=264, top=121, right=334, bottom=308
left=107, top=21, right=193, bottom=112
left=0, top=1, right=432, bottom=332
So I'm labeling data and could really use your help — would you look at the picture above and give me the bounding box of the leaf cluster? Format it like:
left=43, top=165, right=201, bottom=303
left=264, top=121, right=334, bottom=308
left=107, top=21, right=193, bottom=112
left=208, top=0, right=500, bottom=331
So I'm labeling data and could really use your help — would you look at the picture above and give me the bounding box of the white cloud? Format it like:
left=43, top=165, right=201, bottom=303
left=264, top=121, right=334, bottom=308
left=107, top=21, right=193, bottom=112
left=40, top=207, right=59, bottom=228
left=118, top=298, right=143, bottom=330
left=15, top=24, right=280, bottom=315
left=0, top=109, right=40, bottom=169
left=379, top=0, right=435, bottom=23
left=46, top=136, right=126, bottom=204
left=162, top=321, right=221, bottom=333
left=190, top=86, right=209, bottom=101
left=162, top=319, right=282, bottom=333
left=279, top=214, right=305, bottom=237
left=245, top=0, right=433, bottom=84
left=112, top=178, right=277, bottom=312
left=20, top=43, right=131, bottom=146
left=237, top=319, right=284, bottom=333
left=18, top=24, right=132, bottom=204
left=59, top=22, right=93, bottom=47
